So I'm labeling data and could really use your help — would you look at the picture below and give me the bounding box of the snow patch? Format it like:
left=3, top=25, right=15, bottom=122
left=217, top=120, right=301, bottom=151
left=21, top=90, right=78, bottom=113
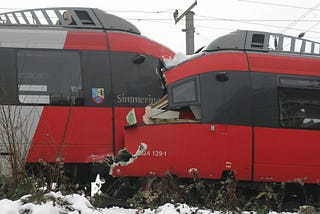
left=162, top=52, right=190, bottom=68
left=91, top=174, right=105, bottom=197
left=0, top=194, right=300, bottom=214
left=162, top=52, right=203, bottom=68
left=0, top=199, right=20, bottom=214
left=20, top=202, right=59, bottom=214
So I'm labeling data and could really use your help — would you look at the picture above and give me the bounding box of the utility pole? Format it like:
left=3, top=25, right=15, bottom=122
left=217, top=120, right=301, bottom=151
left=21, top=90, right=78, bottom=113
left=173, top=1, right=197, bottom=55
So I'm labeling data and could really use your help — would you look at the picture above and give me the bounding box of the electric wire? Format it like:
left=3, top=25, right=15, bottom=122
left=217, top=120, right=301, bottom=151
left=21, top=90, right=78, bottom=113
left=2, top=7, right=320, bottom=25
left=105, top=9, right=177, bottom=14
left=2, top=5, right=320, bottom=37
left=279, top=1, right=320, bottom=34
left=195, top=14, right=320, bottom=22
left=238, top=0, right=320, bottom=11
left=125, top=17, right=320, bottom=22
left=131, top=16, right=320, bottom=34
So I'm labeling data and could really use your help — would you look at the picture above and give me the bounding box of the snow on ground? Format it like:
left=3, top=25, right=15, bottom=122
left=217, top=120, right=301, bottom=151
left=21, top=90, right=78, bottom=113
left=0, top=192, right=298, bottom=214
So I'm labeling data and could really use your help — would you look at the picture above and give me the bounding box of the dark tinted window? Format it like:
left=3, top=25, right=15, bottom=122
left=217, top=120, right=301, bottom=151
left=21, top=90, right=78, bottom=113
left=81, top=51, right=111, bottom=107
left=17, top=50, right=83, bottom=105
left=0, top=48, right=16, bottom=104
left=200, top=71, right=252, bottom=125
left=169, top=76, right=200, bottom=108
left=279, top=77, right=320, bottom=129
left=251, top=72, right=279, bottom=127
left=111, top=52, right=165, bottom=107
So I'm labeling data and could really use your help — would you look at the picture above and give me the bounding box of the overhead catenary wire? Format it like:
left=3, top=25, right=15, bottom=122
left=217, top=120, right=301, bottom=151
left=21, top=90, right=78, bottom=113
left=132, top=16, right=320, bottom=34
left=1, top=11, right=320, bottom=36
left=126, top=17, right=320, bottom=22
left=4, top=6, right=320, bottom=23
left=105, top=9, right=177, bottom=14
left=2, top=5, right=320, bottom=38
left=195, top=14, right=320, bottom=22
left=279, top=1, right=320, bottom=34
left=238, top=0, right=320, bottom=11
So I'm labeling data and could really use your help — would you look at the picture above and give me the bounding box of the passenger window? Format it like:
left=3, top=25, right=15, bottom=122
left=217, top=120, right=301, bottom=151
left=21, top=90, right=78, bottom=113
left=17, top=50, right=83, bottom=105
left=279, top=87, right=320, bottom=130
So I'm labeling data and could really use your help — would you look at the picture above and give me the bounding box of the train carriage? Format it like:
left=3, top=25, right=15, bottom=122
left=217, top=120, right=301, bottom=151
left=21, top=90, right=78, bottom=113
left=113, top=30, right=320, bottom=185
left=0, top=7, right=174, bottom=179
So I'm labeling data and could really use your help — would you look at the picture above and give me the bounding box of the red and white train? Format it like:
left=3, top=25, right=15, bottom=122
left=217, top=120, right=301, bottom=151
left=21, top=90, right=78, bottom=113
left=0, top=7, right=173, bottom=179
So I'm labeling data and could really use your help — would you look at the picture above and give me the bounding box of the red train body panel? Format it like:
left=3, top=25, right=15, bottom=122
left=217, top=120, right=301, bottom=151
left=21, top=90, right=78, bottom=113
left=112, top=124, right=252, bottom=181
left=27, top=107, right=114, bottom=163
left=64, top=31, right=108, bottom=50
left=165, top=52, right=249, bottom=84
left=254, top=127, right=320, bottom=183
left=113, top=30, right=320, bottom=184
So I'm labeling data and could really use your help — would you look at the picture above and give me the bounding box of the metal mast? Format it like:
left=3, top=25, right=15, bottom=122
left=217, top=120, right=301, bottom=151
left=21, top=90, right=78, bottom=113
left=173, top=1, right=197, bottom=55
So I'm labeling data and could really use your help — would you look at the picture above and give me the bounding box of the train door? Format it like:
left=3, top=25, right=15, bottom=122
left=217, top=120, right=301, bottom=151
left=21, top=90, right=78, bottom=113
left=25, top=50, right=113, bottom=164
left=18, top=49, right=82, bottom=163
left=72, top=51, right=113, bottom=162
left=110, top=52, right=165, bottom=154
left=200, top=71, right=252, bottom=180
left=253, top=73, right=320, bottom=183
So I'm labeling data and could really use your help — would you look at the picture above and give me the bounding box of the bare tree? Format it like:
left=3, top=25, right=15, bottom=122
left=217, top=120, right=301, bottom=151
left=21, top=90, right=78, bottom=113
left=0, top=105, right=41, bottom=185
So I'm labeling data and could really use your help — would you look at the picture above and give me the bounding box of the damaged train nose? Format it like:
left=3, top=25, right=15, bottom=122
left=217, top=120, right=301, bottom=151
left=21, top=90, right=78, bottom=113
left=109, top=143, right=147, bottom=176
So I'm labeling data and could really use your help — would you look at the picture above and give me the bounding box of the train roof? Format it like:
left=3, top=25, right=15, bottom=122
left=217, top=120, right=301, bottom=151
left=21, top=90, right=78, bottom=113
left=164, top=30, right=320, bottom=70
left=204, top=30, right=320, bottom=56
left=0, top=7, right=140, bottom=34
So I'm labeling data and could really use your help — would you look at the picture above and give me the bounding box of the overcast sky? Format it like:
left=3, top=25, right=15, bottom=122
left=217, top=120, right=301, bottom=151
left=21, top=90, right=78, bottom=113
left=1, top=0, right=320, bottom=53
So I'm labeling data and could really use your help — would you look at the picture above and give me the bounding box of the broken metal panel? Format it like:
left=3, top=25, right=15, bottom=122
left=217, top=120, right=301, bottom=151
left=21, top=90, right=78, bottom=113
left=147, top=108, right=179, bottom=119
left=143, top=94, right=199, bottom=124
left=190, top=105, right=201, bottom=119
left=109, top=142, right=147, bottom=176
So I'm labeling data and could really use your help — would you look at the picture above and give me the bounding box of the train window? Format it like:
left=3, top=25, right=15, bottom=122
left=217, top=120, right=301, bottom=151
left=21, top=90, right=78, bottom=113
left=279, top=87, right=320, bottom=129
left=168, top=76, right=200, bottom=108
left=111, top=52, right=165, bottom=107
left=17, top=50, right=83, bottom=105
left=251, top=34, right=265, bottom=48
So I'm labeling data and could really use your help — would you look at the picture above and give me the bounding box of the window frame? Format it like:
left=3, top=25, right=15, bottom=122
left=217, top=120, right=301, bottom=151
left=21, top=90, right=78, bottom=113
left=17, top=49, right=83, bottom=106
left=277, top=75, right=320, bottom=130
left=168, top=75, right=201, bottom=108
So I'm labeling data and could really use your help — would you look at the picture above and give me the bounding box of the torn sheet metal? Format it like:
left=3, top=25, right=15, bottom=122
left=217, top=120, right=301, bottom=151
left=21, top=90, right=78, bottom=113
left=109, top=142, right=147, bottom=175
left=143, top=94, right=198, bottom=125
